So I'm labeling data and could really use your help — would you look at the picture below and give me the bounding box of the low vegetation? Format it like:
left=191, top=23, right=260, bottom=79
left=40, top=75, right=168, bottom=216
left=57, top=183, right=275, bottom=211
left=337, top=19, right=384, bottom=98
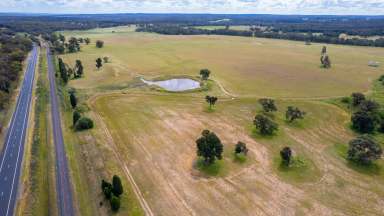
left=101, top=175, right=124, bottom=212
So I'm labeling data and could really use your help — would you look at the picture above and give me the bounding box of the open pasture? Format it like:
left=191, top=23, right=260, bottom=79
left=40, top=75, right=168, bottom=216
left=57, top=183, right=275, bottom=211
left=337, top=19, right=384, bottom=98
left=61, top=26, right=384, bottom=98
left=91, top=93, right=384, bottom=216
left=59, top=26, right=384, bottom=215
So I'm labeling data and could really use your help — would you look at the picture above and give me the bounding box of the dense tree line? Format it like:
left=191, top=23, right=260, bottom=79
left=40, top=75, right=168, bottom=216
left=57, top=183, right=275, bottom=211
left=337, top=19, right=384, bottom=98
left=0, top=29, right=33, bottom=110
left=136, top=24, right=384, bottom=47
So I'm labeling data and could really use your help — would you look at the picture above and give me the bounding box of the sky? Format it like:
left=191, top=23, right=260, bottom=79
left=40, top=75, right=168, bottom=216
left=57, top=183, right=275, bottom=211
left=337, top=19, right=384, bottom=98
left=1, top=0, right=384, bottom=15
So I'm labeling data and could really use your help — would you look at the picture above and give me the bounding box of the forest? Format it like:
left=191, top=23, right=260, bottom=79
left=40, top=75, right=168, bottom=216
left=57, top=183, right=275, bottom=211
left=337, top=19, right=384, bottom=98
left=0, top=28, right=33, bottom=110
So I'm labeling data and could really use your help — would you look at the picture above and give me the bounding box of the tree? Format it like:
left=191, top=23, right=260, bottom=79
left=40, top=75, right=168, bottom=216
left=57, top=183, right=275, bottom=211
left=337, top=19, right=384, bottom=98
left=196, top=130, right=223, bottom=165
left=110, top=195, right=121, bottom=212
left=280, top=147, right=292, bottom=165
left=351, top=111, right=376, bottom=133
left=320, top=46, right=331, bottom=68
left=96, top=40, right=104, bottom=48
left=96, top=58, right=103, bottom=70
left=103, top=56, right=109, bottom=63
left=359, top=100, right=380, bottom=113
left=84, top=38, right=91, bottom=45
left=320, top=54, right=331, bottom=68
left=321, top=46, right=327, bottom=55
left=200, top=69, right=211, bottom=80
left=234, top=141, right=248, bottom=155
left=348, top=136, right=382, bottom=165
left=75, top=117, right=94, bottom=131
left=69, top=92, right=77, bottom=109
left=286, top=106, right=306, bottom=122
left=101, top=180, right=113, bottom=199
left=258, top=98, right=277, bottom=112
left=205, top=95, right=218, bottom=109
left=59, top=34, right=66, bottom=43
left=112, top=175, right=123, bottom=197
left=352, top=92, right=365, bottom=107
left=253, top=114, right=278, bottom=135
left=75, top=60, right=83, bottom=77
left=73, top=110, right=81, bottom=126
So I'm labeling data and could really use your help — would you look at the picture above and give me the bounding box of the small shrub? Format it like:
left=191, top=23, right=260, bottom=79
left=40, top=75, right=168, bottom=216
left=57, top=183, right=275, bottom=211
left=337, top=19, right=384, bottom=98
left=110, top=195, right=121, bottom=212
left=75, top=117, right=94, bottom=131
left=73, top=110, right=81, bottom=126
left=341, top=97, right=350, bottom=104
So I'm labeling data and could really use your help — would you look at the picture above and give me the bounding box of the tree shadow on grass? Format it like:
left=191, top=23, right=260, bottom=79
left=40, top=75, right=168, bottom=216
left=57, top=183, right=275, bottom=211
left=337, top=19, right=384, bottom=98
left=346, top=161, right=382, bottom=176
left=251, top=128, right=279, bottom=140
left=194, top=158, right=223, bottom=177
left=233, top=153, right=247, bottom=164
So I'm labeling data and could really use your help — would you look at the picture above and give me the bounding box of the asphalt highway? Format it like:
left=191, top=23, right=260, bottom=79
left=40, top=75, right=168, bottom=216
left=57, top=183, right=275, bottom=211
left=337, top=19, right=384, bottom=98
left=0, top=45, right=38, bottom=216
left=47, top=47, right=75, bottom=216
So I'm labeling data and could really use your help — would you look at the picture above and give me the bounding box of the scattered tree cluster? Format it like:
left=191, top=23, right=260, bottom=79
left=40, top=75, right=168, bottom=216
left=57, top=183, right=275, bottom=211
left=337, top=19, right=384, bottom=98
left=349, top=92, right=382, bottom=134
left=57, top=58, right=84, bottom=84
left=68, top=91, right=94, bottom=131
left=50, top=34, right=91, bottom=54
left=101, top=175, right=124, bottom=212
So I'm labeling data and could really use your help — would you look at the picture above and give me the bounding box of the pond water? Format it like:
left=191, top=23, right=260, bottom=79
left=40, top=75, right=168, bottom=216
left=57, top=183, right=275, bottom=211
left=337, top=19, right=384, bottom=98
left=141, top=78, right=200, bottom=92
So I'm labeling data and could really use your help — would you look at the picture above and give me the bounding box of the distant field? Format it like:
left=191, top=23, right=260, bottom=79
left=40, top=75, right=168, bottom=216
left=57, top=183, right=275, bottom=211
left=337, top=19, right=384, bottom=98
left=61, top=26, right=384, bottom=98
left=59, top=26, right=384, bottom=215
left=193, top=25, right=251, bottom=31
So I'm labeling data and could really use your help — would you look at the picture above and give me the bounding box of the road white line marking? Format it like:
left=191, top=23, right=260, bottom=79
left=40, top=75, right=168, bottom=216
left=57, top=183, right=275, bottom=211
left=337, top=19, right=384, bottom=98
left=4, top=46, right=37, bottom=216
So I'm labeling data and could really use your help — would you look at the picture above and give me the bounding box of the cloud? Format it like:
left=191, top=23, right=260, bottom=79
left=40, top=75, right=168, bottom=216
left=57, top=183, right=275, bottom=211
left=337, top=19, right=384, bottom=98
left=1, top=0, right=384, bottom=15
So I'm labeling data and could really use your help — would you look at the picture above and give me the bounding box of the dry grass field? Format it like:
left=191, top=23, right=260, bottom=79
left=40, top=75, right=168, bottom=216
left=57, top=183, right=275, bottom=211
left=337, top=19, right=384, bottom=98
left=59, top=26, right=384, bottom=215
left=61, top=26, right=384, bottom=98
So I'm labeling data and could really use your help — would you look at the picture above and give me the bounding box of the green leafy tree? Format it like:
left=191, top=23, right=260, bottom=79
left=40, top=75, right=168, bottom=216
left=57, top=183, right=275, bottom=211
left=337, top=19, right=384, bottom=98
left=59, top=34, right=66, bottom=43
left=286, top=106, right=306, bottom=122
left=75, top=117, right=94, bottom=131
left=205, top=95, right=218, bottom=109
left=112, top=175, right=123, bottom=197
left=69, top=92, right=77, bottom=109
left=351, top=92, right=365, bottom=107
left=280, top=147, right=292, bottom=166
left=75, top=60, right=84, bottom=78
left=96, top=58, right=103, bottom=70
left=321, top=46, right=327, bottom=55
left=110, top=195, right=121, bottom=212
left=96, top=40, right=104, bottom=48
left=258, top=98, right=277, bottom=112
left=234, top=141, right=248, bottom=155
left=351, top=111, right=377, bottom=133
left=101, top=180, right=113, bottom=199
left=359, top=100, right=380, bottom=113
left=196, top=130, right=223, bottom=165
left=73, top=111, right=81, bottom=126
left=200, top=69, right=211, bottom=80
left=84, top=38, right=91, bottom=45
left=348, top=136, right=382, bottom=165
left=253, top=114, right=278, bottom=135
